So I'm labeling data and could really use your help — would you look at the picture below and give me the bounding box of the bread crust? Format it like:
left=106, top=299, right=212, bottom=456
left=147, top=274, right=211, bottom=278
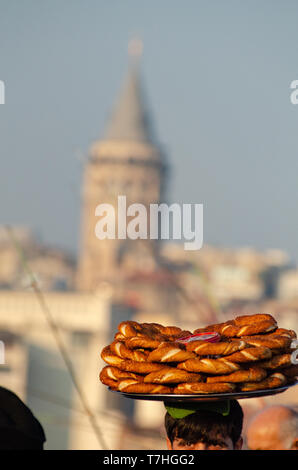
left=174, top=382, right=236, bottom=394
left=241, top=334, right=292, bottom=350
left=258, top=353, right=292, bottom=370
left=100, top=346, right=126, bottom=367
left=118, top=381, right=172, bottom=394
left=110, top=341, right=149, bottom=362
left=147, top=342, right=195, bottom=363
left=100, top=365, right=144, bottom=382
left=144, top=366, right=202, bottom=384
left=177, top=357, right=240, bottom=374
left=224, top=346, right=272, bottom=363
left=234, top=313, right=276, bottom=326
left=240, top=373, right=287, bottom=391
left=206, top=367, right=267, bottom=383
left=186, top=339, right=247, bottom=356
left=117, top=359, right=165, bottom=374
left=125, top=336, right=164, bottom=350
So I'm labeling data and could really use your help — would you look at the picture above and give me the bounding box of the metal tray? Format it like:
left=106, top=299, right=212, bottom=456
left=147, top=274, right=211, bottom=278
left=110, top=382, right=297, bottom=402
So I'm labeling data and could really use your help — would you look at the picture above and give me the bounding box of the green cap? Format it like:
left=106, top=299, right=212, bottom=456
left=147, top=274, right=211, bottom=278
left=164, top=400, right=231, bottom=419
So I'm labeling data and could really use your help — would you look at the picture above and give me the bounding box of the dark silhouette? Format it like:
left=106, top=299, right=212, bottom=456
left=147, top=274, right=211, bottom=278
left=0, top=386, right=46, bottom=450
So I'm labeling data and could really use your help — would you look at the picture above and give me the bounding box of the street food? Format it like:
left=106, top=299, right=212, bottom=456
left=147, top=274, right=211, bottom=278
left=99, top=313, right=297, bottom=395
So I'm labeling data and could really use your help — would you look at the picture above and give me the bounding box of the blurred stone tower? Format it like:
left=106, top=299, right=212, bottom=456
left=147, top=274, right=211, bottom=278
left=76, top=41, right=170, bottom=307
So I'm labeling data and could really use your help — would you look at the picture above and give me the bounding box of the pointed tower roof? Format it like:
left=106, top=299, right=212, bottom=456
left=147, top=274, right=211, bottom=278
left=104, top=40, right=155, bottom=144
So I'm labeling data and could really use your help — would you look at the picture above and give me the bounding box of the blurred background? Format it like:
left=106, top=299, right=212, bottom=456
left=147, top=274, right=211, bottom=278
left=0, top=0, right=298, bottom=449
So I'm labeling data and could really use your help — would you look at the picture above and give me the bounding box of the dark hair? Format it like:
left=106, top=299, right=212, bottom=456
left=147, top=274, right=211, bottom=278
left=165, top=400, right=243, bottom=448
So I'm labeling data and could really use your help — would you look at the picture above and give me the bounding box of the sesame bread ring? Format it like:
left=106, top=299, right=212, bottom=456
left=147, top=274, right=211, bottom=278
left=147, top=342, right=196, bottom=363
left=141, top=323, right=183, bottom=337
left=170, top=330, right=193, bottom=340
left=280, top=364, right=298, bottom=379
left=206, top=367, right=267, bottom=383
left=258, top=353, right=292, bottom=370
left=234, top=313, right=276, bottom=326
left=117, top=379, right=143, bottom=391
left=193, top=321, right=233, bottom=336
left=241, top=334, right=292, bottom=351
left=177, top=358, right=240, bottom=375
left=117, top=359, right=165, bottom=374
left=193, top=322, right=228, bottom=334
left=240, top=372, right=287, bottom=391
left=224, top=346, right=272, bottom=363
left=174, top=382, right=236, bottom=395
left=110, top=341, right=149, bottom=362
left=99, top=373, right=119, bottom=390
left=144, top=366, right=202, bottom=384
left=125, top=336, right=165, bottom=350
left=271, top=328, right=297, bottom=339
left=114, top=332, right=126, bottom=341
left=100, top=346, right=126, bottom=367
left=234, top=321, right=277, bottom=337
left=186, top=339, right=247, bottom=356
left=100, top=366, right=144, bottom=382
left=212, top=320, right=277, bottom=338
left=118, top=381, right=172, bottom=394
left=118, top=321, right=142, bottom=337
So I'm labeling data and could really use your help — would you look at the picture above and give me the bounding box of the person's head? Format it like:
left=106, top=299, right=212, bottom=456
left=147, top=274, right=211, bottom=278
left=164, top=400, right=243, bottom=450
left=0, top=386, right=46, bottom=450
left=246, top=405, right=298, bottom=450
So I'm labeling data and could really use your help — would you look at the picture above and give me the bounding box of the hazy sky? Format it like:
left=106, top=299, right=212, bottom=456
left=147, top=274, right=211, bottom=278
left=1, top=1, right=298, bottom=263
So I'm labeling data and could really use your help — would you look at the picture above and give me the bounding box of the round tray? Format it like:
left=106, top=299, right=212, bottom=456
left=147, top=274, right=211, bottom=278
left=110, top=382, right=297, bottom=402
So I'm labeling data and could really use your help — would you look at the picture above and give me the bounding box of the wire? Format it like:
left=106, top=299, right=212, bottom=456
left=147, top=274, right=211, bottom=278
left=6, top=225, right=109, bottom=450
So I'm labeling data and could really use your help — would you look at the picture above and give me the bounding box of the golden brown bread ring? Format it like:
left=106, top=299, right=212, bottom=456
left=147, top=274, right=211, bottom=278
left=118, top=321, right=141, bottom=337
left=220, top=321, right=277, bottom=337
left=118, top=381, right=172, bottom=394
left=174, top=382, right=236, bottom=394
left=186, top=339, right=247, bottom=356
left=258, top=353, right=292, bottom=370
left=117, top=359, right=165, bottom=374
left=206, top=367, right=267, bottom=383
left=118, top=320, right=167, bottom=339
left=144, top=366, right=202, bottom=384
left=280, top=364, right=298, bottom=379
left=125, top=336, right=165, bottom=350
left=114, top=332, right=126, bottom=341
left=100, top=365, right=144, bottom=382
left=170, top=330, right=193, bottom=340
left=241, top=334, right=292, bottom=351
left=234, top=321, right=277, bottom=337
left=234, top=313, right=276, bottom=326
left=199, top=320, right=277, bottom=338
left=224, top=346, right=272, bottom=363
left=141, top=323, right=183, bottom=337
left=177, top=358, right=240, bottom=375
left=147, top=342, right=196, bottom=363
left=271, top=328, right=297, bottom=339
left=100, top=346, right=126, bottom=367
left=117, top=379, right=143, bottom=391
left=193, top=322, right=232, bottom=335
left=240, top=372, right=287, bottom=391
left=99, top=373, right=119, bottom=390
left=110, top=341, right=149, bottom=362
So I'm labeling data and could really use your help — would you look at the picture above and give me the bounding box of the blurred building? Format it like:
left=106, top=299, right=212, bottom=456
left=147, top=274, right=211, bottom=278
left=278, top=270, right=298, bottom=300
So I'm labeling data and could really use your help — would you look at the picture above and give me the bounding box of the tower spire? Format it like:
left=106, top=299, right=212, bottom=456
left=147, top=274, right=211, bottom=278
left=103, top=39, right=155, bottom=143
left=128, top=37, right=143, bottom=64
